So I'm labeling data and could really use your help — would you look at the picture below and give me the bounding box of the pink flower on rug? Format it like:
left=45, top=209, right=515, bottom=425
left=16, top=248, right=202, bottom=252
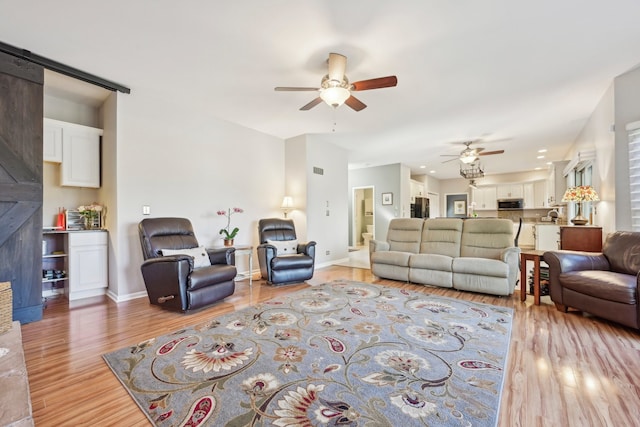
left=273, top=384, right=324, bottom=427
left=182, top=347, right=253, bottom=373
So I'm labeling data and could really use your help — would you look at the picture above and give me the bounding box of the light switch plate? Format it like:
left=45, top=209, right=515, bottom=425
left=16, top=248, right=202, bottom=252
left=142, top=205, right=151, bottom=215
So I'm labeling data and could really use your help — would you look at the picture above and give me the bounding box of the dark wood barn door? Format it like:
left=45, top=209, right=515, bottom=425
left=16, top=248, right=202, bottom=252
left=0, top=51, right=44, bottom=323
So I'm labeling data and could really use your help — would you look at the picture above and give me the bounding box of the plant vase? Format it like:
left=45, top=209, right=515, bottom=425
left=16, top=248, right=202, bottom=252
left=224, top=239, right=234, bottom=247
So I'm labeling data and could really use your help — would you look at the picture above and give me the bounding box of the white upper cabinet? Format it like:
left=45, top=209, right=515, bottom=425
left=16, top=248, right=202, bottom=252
left=43, top=119, right=63, bottom=163
left=533, top=180, right=549, bottom=208
left=410, top=179, right=425, bottom=203
left=45, top=119, right=103, bottom=188
left=496, top=184, right=523, bottom=199
left=472, top=186, right=497, bottom=210
left=523, top=183, right=534, bottom=209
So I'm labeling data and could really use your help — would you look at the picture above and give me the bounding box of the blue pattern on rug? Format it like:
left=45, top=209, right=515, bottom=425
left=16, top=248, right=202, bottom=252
left=103, top=280, right=513, bottom=426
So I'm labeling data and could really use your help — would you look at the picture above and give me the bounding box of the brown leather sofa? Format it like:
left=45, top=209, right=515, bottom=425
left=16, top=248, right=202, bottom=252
left=139, top=217, right=237, bottom=312
left=543, top=231, right=640, bottom=329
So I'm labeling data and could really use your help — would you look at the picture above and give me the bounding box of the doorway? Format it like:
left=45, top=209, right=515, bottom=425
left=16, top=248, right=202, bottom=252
left=352, top=186, right=375, bottom=248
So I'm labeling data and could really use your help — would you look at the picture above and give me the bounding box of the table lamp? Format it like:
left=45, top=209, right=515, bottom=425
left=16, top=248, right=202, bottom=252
left=281, top=196, right=294, bottom=218
left=561, top=185, right=599, bottom=225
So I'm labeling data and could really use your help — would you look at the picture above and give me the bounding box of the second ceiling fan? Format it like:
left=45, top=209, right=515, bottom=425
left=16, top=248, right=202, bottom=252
left=275, top=52, right=398, bottom=111
left=441, top=141, right=505, bottom=164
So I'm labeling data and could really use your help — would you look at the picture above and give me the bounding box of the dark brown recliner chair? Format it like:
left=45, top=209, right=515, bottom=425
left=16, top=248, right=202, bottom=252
left=257, top=218, right=316, bottom=285
left=138, top=217, right=236, bottom=312
left=543, top=231, right=640, bottom=329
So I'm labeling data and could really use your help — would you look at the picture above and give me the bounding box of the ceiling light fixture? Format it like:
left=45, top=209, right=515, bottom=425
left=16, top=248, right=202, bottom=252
left=319, top=74, right=351, bottom=107
left=460, top=152, right=478, bottom=164
left=460, top=163, right=484, bottom=179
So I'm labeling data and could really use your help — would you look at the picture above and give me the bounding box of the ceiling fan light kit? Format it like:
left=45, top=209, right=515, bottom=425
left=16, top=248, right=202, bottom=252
left=275, top=52, right=397, bottom=111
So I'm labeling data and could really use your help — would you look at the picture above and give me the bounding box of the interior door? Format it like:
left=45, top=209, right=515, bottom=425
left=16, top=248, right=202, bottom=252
left=0, top=51, right=44, bottom=323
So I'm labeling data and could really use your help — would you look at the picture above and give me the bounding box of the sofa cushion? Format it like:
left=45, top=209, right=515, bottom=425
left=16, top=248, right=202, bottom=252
left=560, top=270, right=637, bottom=304
left=602, top=231, right=640, bottom=276
left=409, top=253, right=454, bottom=271
left=189, top=264, right=236, bottom=290
left=161, top=246, right=211, bottom=268
left=371, top=250, right=412, bottom=267
left=271, top=253, right=314, bottom=270
left=460, top=219, right=514, bottom=259
left=267, top=239, right=298, bottom=255
left=420, top=218, right=463, bottom=258
left=386, top=218, right=424, bottom=253
left=452, top=257, right=509, bottom=278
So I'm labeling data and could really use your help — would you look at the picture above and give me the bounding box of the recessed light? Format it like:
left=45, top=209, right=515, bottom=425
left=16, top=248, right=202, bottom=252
left=430, top=170, right=436, bottom=174
left=538, top=149, right=547, bottom=153
left=535, top=167, right=541, bottom=170
left=546, top=161, right=552, bottom=165
left=419, top=165, right=426, bottom=169
left=537, top=155, right=545, bottom=159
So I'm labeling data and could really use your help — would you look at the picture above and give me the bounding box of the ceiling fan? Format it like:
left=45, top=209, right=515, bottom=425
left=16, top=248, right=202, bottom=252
left=441, top=140, right=505, bottom=164
left=275, top=52, right=398, bottom=111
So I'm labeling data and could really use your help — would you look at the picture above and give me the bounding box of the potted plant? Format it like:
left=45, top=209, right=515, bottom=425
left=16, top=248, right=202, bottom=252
left=217, top=207, right=243, bottom=246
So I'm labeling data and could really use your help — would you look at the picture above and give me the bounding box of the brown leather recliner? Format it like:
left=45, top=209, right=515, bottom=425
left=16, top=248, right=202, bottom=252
left=138, top=217, right=236, bottom=312
left=257, top=218, right=316, bottom=285
left=543, top=231, right=640, bottom=329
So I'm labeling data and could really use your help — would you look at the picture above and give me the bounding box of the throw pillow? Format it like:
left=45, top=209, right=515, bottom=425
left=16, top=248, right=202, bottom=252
left=266, top=239, right=298, bottom=255
left=161, top=246, right=211, bottom=268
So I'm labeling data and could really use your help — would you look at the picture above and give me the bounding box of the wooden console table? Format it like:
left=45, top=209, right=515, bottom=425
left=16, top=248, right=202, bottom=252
left=520, top=249, right=546, bottom=305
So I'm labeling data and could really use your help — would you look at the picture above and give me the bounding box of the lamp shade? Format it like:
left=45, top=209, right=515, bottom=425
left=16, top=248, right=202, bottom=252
left=561, top=185, right=600, bottom=202
left=281, top=196, right=294, bottom=209
left=320, top=87, right=350, bottom=107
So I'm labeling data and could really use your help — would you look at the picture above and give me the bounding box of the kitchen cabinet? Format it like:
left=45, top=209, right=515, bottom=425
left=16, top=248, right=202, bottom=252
left=472, top=186, right=497, bottom=210
left=43, top=119, right=63, bottom=163
left=42, top=230, right=108, bottom=302
left=514, top=222, right=535, bottom=248
left=410, top=179, right=425, bottom=203
left=45, top=118, right=103, bottom=188
left=534, top=224, right=560, bottom=251
left=533, top=180, right=549, bottom=208
left=560, top=226, right=602, bottom=252
left=68, top=231, right=108, bottom=301
left=523, top=183, right=534, bottom=209
left=497, top=184, right=523, bottom=199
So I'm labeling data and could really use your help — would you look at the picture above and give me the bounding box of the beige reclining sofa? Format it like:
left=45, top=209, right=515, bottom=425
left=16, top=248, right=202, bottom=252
left=370, top=217, right=520, bottom=296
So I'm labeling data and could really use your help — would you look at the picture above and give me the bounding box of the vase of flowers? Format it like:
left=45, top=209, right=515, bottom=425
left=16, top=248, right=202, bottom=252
left=218, top=207, right=243, bottom=245
left=78, top=203, right=103, bottom=229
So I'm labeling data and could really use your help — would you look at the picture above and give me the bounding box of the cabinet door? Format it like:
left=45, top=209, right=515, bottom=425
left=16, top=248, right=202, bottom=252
left=560, top=227, right=602, bottom=252
left=523, top=183, right=534, bottom=209
left=61, top=125, right=101, bottom=188
left=534, top=180, right=548, bottom=208
left=68, top=232, right=108, bottom=300
left=43, top=119, right=63, bottom=163
left=498, top=184, right=523, bottom=199
left=483, top=187, right=497, bottom=210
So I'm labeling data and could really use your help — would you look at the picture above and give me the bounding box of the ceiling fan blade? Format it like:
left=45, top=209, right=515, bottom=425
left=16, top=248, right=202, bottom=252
left=351, top=76, right=398, bottom=91
left=475, top=147, right=485, bottom=154
left=345, top=95, right=367, bottom=111
left=328, top=53, right=347, bottom=82
left=275, top=87, right=319, bottom=91
left=441, top=157, right=459, bottom=164
left=478, top=150, right=505, bottom=156
left=300, top=97, right=323, bottom=111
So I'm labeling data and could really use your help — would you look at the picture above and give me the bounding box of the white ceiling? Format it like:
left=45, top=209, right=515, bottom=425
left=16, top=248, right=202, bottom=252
left=3, top=0, right=640, bottom=179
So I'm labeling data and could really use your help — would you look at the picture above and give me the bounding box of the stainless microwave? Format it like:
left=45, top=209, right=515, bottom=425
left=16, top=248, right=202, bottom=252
left=497, top=199, right=524, bottom=210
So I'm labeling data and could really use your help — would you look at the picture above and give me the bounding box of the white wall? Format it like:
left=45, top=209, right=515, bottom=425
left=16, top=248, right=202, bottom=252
left=569, top=83, right=615, bottom=236
left=614, top=67, right=640, bottom=231
left=113, top=89, right=285, bottom=299
left=285, top=135, right=349, bottom=265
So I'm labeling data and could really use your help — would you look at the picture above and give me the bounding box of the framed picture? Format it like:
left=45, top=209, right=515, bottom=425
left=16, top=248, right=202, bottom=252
left=454, top=200, right=466, bottom=215
left=382, top=192, right=393, bottom=205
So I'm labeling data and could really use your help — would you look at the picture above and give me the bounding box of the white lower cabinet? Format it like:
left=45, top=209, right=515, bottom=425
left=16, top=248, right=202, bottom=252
left=68, top=231, right=108, bottom=301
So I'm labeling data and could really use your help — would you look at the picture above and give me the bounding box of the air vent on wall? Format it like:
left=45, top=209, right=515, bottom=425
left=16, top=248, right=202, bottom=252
left=313, top=167, right=324, bottom=175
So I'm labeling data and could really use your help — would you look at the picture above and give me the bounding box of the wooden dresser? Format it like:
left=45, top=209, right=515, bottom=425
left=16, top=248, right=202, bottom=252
left=560, top=226, right=603, bottom=252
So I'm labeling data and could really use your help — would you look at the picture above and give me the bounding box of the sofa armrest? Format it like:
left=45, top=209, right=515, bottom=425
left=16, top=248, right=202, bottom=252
left=206, top=247, right=236, bottom=265
left=140, top=256, right=192, bottom=310
left=500, top=247, right=521, bottom=263
left=370, top=239, right=390, bottom=254
left=298, top=241, right=317, bottom=257
left=543, top=250, right=610, bottom=274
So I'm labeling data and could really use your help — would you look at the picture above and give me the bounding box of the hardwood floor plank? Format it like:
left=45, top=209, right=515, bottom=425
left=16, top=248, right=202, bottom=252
left=20, top=266, right=640, bottom=426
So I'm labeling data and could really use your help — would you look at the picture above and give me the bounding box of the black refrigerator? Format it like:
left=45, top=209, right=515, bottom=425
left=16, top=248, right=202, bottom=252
left=411, top=197, right=429, bottom=218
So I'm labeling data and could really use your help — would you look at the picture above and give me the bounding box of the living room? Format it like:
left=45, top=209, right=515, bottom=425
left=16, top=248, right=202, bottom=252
left=2, top=2, right=640, bottom=426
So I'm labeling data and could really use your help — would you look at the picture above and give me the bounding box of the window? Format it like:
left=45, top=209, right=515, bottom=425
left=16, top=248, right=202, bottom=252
left=628, top=126, right=640, bottom=231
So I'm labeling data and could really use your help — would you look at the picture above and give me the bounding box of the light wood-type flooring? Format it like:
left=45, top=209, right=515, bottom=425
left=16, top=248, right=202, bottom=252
left=20, top=265, right=640, bottom=426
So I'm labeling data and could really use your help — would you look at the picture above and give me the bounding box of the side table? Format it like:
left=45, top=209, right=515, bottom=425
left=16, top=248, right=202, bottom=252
left=233, top=245, right=254, bottom=287
left=520, top=249, right=546, bottom=305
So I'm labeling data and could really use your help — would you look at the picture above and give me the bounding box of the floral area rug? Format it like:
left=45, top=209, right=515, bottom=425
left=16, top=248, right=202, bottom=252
left=103, top=280, right=513, bottom=426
